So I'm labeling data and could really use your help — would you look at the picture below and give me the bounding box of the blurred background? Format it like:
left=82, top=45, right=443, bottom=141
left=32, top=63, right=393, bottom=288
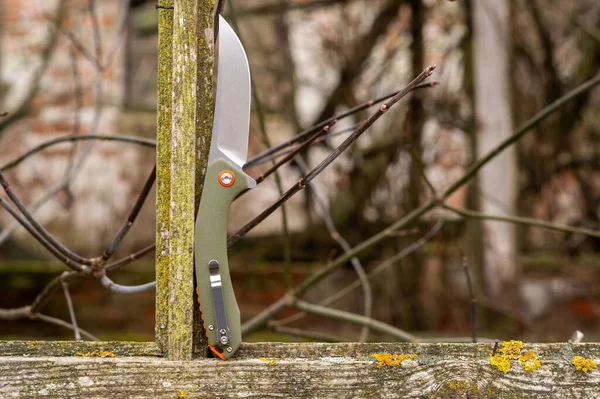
left=0, top=0, right=599, bottom=343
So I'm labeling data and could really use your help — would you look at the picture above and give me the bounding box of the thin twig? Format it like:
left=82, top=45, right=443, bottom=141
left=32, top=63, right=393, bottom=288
left=408, top=147, right=437, bottom=197
left=102, top=0, right=130, bottom=70
left=295, top=157, right=372, bottom=343
left=0, top=181, right=67, bottom=246
left=104, top=244, right=155, bottom=271
left=293, top=299, right=418, bottom=342
left=230, top=66, right=436, bottom=247
left=61, top=273, right=81, bottom=340
left=268, top=322, right=343, bottom=342
left=0, top=172, right=92, bottom=265
left=100, top=275, right=156, bottom=294
left=35, top=313, right=98, bottom=341
left=461, top=256, right=477, bottom=343
left=252, top=121, right=337, bottom=187
left=277, top=221, right=443, bottom=327
left=0, top=198, right=84, bottom=271
left=65, top=46, right=83, bottom=178
left=442, top=72, right=600, bottom=198
left=31, top=271, right=83, bottom=314
left=0, top=135, right=156, bottom=173
left=244, top=81, right=439, bottom=169
left=443, top=204, right=600, bottom=239
left=101, top=166, right=156, bottom=261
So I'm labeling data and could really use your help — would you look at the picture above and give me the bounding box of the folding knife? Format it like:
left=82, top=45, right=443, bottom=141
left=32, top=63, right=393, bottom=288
left=194, top=15, right=255, bottom=360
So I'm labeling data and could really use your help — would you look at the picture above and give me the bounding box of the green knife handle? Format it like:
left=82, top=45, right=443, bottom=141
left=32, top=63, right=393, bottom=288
left=194, top=158, right=249, bottom=359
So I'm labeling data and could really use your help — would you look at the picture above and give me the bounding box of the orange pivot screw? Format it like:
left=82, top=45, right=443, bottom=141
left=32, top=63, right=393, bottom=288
left=218, top=170, right=235, bottom=187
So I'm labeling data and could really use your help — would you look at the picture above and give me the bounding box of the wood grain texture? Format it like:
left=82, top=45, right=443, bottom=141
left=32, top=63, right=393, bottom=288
left=1, top=342, right=599, bottom=398
left=155, top=0, right=174, bottom=356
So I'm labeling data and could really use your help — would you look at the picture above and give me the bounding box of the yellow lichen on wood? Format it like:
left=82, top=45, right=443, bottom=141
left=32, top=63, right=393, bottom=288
left=499, top=340, right=523, bottom=359
left=371, top=353, right=417, bottom=368
left=490, top=341, right=541, bottom=373
left=490, top=353, right=511, bottom=373
left=259, top=357, right=276, bottom=367
left=177, top=390, right=186, bottom=398
left=519, top=350, right=541, bottom=372
left=573, top=356, right=597, bottom=373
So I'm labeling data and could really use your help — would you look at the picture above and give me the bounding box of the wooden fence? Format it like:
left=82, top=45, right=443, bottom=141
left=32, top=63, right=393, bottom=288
left=1, top=1, right=599, bottom=397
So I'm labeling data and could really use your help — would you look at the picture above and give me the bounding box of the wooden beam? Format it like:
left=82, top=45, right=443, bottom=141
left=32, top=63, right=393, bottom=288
left=157, top=0, right=215, bottom=360
left=1, top=342, right=598, bottom=397
left=155, top=0, right=174, bottom=357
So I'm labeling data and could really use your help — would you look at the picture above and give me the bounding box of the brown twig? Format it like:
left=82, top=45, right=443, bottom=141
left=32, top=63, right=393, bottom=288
left=277, top=220, right=443, bottom=327
left=101, top=166, right=156, bottom=261
left=0, top=198, right=84, bottom=272
left=293, top=299, right=418, bottom=342
left=35, top=313, right=98, bottom=341
left=294, top=157, right=372, bottom=343
left=0, top=172, right=92, bottom=266
left=244, top=81, right=438, bottom=169
left=229, top=66, right=436, bottom=247
left=0, top=135, right=155, bottom=173
left=61, top=273, right=81, bottom=340
left=252, top=121, right=336, bottom=187
left=104, top=244, right=156, bottom=271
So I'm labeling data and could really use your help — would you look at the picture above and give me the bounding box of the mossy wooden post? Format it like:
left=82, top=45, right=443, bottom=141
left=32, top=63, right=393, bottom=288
left=156, top=0, right=215, bottom=360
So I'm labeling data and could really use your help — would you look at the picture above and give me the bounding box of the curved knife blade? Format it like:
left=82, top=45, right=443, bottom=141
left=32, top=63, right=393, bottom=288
left=209, top=16, right=254, bottom=189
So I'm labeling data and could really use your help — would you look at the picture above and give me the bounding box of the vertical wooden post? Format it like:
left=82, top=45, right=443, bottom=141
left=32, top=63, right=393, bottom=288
left=156, top=0, right=215, bottom=360
left=155, top=0, right=174, bottom=357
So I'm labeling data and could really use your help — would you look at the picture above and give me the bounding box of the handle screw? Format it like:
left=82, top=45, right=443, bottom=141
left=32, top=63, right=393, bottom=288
left=226, top=347, right=233, bottom=353
left=220, top=336, right=229, bottom=345
left=208, top=325, right=215, bottom=331
left=218, top=170, right=235, bottom=187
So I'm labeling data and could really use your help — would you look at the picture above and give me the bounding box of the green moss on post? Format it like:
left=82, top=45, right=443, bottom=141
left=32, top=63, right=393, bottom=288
left=155, top=0, right=174, bottom=357
left=157, top=0, right=215, bottom=360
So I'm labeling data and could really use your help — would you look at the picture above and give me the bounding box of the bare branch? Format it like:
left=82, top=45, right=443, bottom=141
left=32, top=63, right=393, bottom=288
left=0, top=198, right=84, bottom=271
left=229, top=66, right=436, bottom=246
left=278, top=221, right=443, bottom=327
left=408, top=147, right=437, bottom=197
left=0, top=172, right=92, bottom=265
left=102, top=166, right=156, bottom=261
left=0, top=135, right=156, bottom=173
left=100, top=275, right=156, bottom=294
left=295, top=157, right=372, bottom=343
left=244, top=81, right=438, bottom=169
left=61, top=273, right=81, bottom=340
left=35, top=314, right=98, bottom=341
left=104, top=244, right=155, bottom=271
left=252, top=121, right=336, bottom=187
left=31, top=271, right=83, bottom=313
left=268, top=322, right=344, bottom=342
left=293, top=299, right=418, bottom=342
left=443, top=204, right=600, bottom=239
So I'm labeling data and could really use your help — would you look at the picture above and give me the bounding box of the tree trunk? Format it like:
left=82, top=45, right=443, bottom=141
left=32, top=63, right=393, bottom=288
left=472, top=0, right=517, bottom=299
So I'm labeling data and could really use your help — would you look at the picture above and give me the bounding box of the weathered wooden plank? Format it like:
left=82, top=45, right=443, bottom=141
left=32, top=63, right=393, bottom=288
left=0, top=341, right=159, bottom=357
left=0, top=342, right=598, bottom=398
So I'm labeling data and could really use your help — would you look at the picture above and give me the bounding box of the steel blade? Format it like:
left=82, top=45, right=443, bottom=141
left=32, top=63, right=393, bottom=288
left=209, top=16, right=252, bottom=172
